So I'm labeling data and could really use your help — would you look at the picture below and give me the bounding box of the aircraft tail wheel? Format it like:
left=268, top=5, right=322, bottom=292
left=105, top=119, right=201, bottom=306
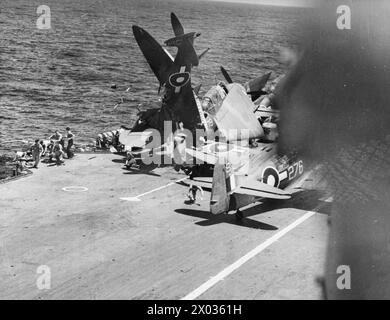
left=235, top=209, right=244, bottom=220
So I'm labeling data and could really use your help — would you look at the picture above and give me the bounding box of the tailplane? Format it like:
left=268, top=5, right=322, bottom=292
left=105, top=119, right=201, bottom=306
left=164, top=32, right=201, bottom=48
left=166, top=12, right=201, bottom=47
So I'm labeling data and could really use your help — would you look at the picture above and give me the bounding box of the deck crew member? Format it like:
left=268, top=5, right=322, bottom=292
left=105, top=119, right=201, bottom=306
left=31, top=139, right=43, bottom=168
left=49, top=130, right=63, bottom=146
left=40, top=140, right=50, bottom=157
left=96, top=130, right=119, bottom=149
left=50, top=141, right=65, bottom=165
left=65, top=127, right=75, bottom=158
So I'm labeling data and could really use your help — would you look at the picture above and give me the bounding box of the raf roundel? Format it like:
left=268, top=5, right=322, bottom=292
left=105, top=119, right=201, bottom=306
left=262, top=167, right=280, bottom=188
left=169, top=66, right=191, bottom=93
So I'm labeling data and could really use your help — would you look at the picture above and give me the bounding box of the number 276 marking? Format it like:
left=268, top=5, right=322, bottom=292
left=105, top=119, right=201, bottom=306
left=288, top=160, right=303, bottom=180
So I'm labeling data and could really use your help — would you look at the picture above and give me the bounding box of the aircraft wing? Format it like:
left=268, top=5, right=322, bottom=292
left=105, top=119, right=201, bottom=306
left=132, top=25, right=174, bottom=86
left=233, top=178, right=292, bottom=200
left=185, top=142, right=250, bottom=172
left=185, top=148, right=219, bottom=165
left=215, top=83, right=264, bottom=141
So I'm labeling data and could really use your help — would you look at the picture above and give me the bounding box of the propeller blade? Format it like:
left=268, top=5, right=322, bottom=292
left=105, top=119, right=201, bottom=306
left=220, top=66, right=233, bottom=84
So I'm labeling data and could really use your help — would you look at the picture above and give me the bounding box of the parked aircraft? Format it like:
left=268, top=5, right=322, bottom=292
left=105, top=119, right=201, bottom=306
left=185, top=141, right=304, bottom=219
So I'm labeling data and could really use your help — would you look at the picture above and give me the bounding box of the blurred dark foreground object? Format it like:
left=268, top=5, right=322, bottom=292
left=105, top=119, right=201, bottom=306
left=276, top=0, right=390, bottom=299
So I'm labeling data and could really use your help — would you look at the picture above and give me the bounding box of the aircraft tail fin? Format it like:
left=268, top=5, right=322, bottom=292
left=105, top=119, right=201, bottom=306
left=171, top=12, right=184, bottom=36
left=244, top=72, right=272, bottom=101
left=133, top=14, right=201, bottom=131
left=210, top=162, right=235, bottom=214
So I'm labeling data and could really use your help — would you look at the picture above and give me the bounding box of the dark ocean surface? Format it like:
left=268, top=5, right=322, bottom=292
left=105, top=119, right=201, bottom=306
left=0, top=0, right=306, bottom=153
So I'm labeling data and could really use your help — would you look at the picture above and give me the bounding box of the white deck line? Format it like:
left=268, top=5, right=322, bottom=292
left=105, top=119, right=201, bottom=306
left=120, top=177, right=188, bottom=201
left=181, top=210, right=317, bottom=300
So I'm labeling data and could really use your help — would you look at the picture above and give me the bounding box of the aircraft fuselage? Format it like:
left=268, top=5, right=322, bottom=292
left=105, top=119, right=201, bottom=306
left=227, top=143, right=305, bottom=212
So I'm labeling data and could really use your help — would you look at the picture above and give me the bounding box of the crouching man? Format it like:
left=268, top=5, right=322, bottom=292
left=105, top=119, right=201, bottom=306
left=50, top=141, right=65, bottom=165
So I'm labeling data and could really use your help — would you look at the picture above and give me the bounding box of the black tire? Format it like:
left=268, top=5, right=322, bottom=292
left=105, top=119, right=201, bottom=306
left=235, top=210, right=244, bottom=220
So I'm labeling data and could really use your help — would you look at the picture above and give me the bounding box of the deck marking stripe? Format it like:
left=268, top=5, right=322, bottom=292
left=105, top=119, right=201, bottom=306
left=120, top=177, right=188, bottom=201
left=181, top=210, right=316, bottom=300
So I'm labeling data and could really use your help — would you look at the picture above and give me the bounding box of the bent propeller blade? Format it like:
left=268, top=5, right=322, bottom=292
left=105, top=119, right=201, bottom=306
left=220, top=66, right=233, bottom=84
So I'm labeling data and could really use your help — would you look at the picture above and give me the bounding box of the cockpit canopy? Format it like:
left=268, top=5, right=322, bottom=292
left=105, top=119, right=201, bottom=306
left=201, top=81, right=229, bottom=115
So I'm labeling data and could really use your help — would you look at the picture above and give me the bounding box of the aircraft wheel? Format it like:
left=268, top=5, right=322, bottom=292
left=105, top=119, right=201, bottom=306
left=235, top=209, right=244, bottom=220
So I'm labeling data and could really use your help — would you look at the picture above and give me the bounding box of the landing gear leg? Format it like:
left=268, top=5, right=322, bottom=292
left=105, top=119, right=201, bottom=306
left=187, top=185, right=197, bottom=204
left=235, top=209, right=244, bottom=220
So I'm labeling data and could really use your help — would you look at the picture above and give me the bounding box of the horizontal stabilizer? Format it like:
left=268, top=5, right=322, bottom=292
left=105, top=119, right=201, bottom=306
left=190, top=177, right=213, bottom=189
left=185, top=148, right=218, bottom=165
left=234, top=179, right=291, bottom=200
left=164, top=32, right=201, bottom=47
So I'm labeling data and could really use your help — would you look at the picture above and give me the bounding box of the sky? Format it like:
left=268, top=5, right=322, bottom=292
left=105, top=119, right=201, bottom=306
left=205, top=0, right=313, bottom=7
